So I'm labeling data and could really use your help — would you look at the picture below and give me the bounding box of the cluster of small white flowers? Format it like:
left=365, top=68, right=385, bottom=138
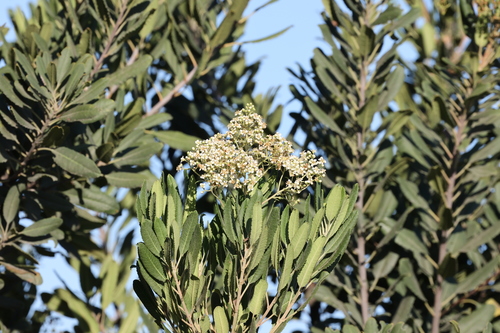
left=177, top=104, right=326, bottom=198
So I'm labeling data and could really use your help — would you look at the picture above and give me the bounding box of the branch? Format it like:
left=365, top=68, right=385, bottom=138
left=144, top=66, right=198, bottom=117
left=90, top=2, right=129, bottom=79
left=356, top=59, right=370, bottom=325
left=431, top=115, right=466, bottom=333
left=106, top=41, right=141, bottom=98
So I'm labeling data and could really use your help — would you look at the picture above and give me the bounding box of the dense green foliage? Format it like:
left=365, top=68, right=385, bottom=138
left=289, top=1, right=500, bottom=332
left=134, top=173, right=357, bottom=332
left=0, top=0, right=499, bottom=332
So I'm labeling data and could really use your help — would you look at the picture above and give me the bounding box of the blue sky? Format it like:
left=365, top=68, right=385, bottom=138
left=0, top=0, right=327, bottom=331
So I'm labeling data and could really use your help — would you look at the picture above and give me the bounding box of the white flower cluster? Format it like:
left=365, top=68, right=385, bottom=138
left=177, top=104, right=326, bottom=198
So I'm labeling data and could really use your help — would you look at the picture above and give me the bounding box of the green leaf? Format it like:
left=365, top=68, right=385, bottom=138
left=343, top=325, right=361, bottom=333
left=221, top=199, right=237, bottom=243
left=179, top=212, right=199, bottom=257
left=209, top=0, right=249, bottom=49
left=242, top=25, right=292, bottom=44
left=3, top=184, right=23, bottom=223
left=138, top=242, right=165, bottom=282
left=117, top=302, right=139, bottom=333
left=291, top=222, right=310, bottom=259
left=395, top=228, right=429, bottom=255
left=364, top=318, right=379, bottom=333
left=59, top=99, right=115, bottom=124
left=0, top=74, right=26, bottom=107
left=248, top=226, right=268, bottom=272
left=459, top=222, right=500, bottom=253
left=21, top=217, right=63, bottom=237
left=457, top=304, right=495, bottom=333
left=63, top=187, right=119, bottom=214
left=442, top=257, right=500, bottom=305
left=372, top=4, right=402, bottom=25
left=393, top=296, right=415, bottom=324
left=72, top=55, right=153, bottom=105
left=133, top=280, right=162, bottom=325
left=278, top=247, right=294, bottom=292
left=397, top=177, right=430, bottom=210
left=469, top=137, right=500, bottom=164
left=105, top=172, right=152, bottom=188
left=51, top=147, right=101, bottom=178
left=297, top=236, right=326, bottom=287
left=213, top=306, right=229, bottom=333
left=398, top=258, right=425, bottom=300
left=101, top=261, right=119, bottom=309
left=136, top=113, right=173, bottom=129
left=371, top=252, right=399, bottom=291
left=287, top=208, right=300, bottom=241
left=1, top=262, right=43, bottom=285
left=149, top=130, right=199, bottom=151
left=250, top=201, right=263, bottom=246
left=325, top=185, right=345, bottom=222
left=305, top=97, right=345, bottom=136
left=141, top=219, right=162, bottom=257
left=450, top=320, right=461, bottom=333
left=111, top=142, right=163, bottom=167
left=56, top=288, right=99, bottom=332
left=248, top=279, right=268, bottom=314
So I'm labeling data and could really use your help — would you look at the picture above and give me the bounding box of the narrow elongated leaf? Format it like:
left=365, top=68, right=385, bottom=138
left=179, top=212, right=199, bottom=257
left=141, top=219, right=162, bottom=257
left=136, top=113, right=173, bottom=129
left=209, top=0, right=249, bottom=48
left=59, top=99, right=114, bottom=124
left=305, top=97, right=345, bottom=135
left=72, top=55, right=153, bottom=105
left=51, top=147, right=101, bottom=178
left=213, top=306, right=229, bottom=333
left=250, top=202, right=263, bottom=245
left=63, top=187, right=119, bottom=214
left=133, top=280, right=162, bottom=324
left=138, top=243, right=165, bottom=281
left=459, top=222, right=500, bottom=253
left=149, top=130, right=199, bottom=151
left=325, top=185, right=345, bottom=221
left=56, top=288, right=99, bottom=333
left=371, top=252, right=399, bottom=291
left=248, top=279, right=268, bottom=314
left=457, top=304, right=495, bottom=333
left=101, top=261, right=119, bottom=309
left=291, top=222, right=310, bottom=259
left=105, top=172, right=151, bottom=188
left=0, top=75, right=25, bottom=107
left=112, top=142, right=162, bottom=167
left=469, top=137, right=500, bottom=164
left=398, top=258, right=425, bottom=300
left=3, top=184, right=22, bottom=223
left=243, top=25, right=292, bottom=44
left=297, top=236, right=326, bottom=287
left=117, top=302, right=139, bottom=333
left=1, top=262, right=42, bottom=285
left=21, top=217, right=63, bottom=237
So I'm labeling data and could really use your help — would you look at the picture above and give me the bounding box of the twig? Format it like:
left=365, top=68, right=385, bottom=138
left=106, top=41, right=141, bottom=98
left=90, top=3, right=129, bottom=79
left=145, top=66, right=198, bottom=117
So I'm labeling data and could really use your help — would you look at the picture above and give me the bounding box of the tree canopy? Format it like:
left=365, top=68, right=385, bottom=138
left=0, top=0, right=499, bottom=332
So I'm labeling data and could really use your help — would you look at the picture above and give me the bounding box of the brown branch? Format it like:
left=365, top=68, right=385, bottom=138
left=231, top=241, right=252, bottom=333
left=106, top=41, right=141, bottom=98
left=441, top=268, right=500, bottom=316
left=432, top=115, right=466, bottom=333
left=356, top=58, right=370, bottom=325
left=144, top=66, right=198, bottom=117
left=90, top=2, right=129, bottom=79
